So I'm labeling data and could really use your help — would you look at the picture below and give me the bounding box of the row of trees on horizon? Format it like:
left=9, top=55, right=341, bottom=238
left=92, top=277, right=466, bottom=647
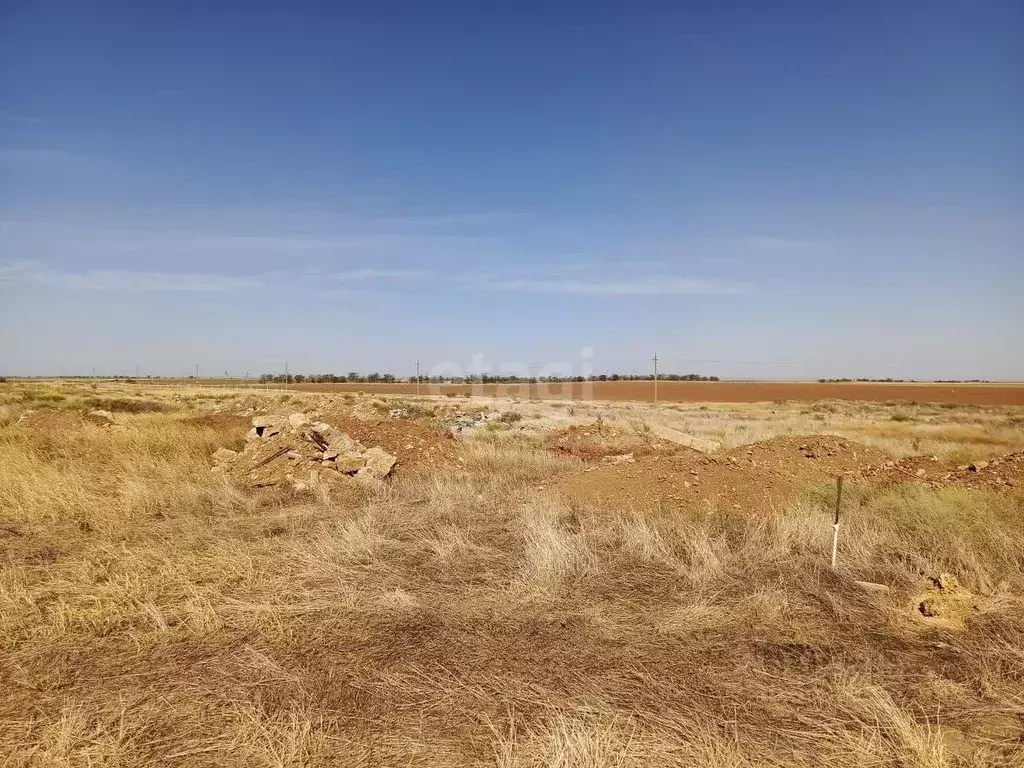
left=257, top=372, right=721, bottom=384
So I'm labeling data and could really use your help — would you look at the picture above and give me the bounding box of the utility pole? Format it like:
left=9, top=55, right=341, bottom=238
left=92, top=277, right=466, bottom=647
left=195, top=363, right=199, bottom=380
left=652, top=352, right=659, bottom=403
left=135, top=364, right=140, bottom=378
left=285, top=360, right=289, bottom=384
left=415, top=359, right=421, bottom=396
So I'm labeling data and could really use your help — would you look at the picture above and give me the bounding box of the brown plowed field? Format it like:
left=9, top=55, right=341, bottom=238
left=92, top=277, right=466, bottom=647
left=278, top=380, right=1024, bottom=405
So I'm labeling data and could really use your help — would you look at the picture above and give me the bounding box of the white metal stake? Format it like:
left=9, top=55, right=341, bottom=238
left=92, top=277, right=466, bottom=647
left=831, top=522, right=840, bottom=570
left=831, top=476, right=843, bottom=570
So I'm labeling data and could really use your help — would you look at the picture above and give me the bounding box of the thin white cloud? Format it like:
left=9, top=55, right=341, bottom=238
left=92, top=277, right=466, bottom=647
left=0, top=260, right=38, bottom=282
left=365, top=211, right=526, bottom=228
left=327, top=268, right=424, bottom=281
left=0, top=260, right=424, bottom=293
left=468, top=276, right=748, bottom=296
left=0, top=260, right=260, bottom=292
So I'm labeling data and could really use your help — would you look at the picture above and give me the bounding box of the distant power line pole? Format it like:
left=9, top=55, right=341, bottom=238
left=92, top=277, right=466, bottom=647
left=415, top=359, right=421, bottom=396
left=195, top=363, right=199, bottom=380
left=652, top=352, right=659, bottom=403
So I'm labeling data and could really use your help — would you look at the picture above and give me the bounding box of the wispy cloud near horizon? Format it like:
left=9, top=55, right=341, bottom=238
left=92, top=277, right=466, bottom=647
left=327, top=268, right=425, bottom=281
left=0, top=260, right=261, bottom=292
left=465, top=275, right=749, bottom=296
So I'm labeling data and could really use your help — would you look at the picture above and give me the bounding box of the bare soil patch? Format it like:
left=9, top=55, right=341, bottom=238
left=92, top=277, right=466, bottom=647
left=546, top=422, right=679, bottom=461
left=554, top=434, right=1024, bottom=514
left=554, top=443, right=803, bottom=514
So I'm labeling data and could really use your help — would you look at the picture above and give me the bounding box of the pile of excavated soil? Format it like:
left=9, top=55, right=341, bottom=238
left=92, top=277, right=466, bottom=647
left=546, top=422, right=680, bottom=462
left=855, top=451, right=1023, bottom=493
left=213, top=413, right=398, bottom=491
left=555, top=447, right=807, bottom=514
left=555, top=429, right=1024, bottom=515
left=723, top=435, right=893, bottom=479
left=951, top=452, right=1024, bottom=491
left=317, top=412, right=457, bottom=473
left=554, top=435, right=897, bottom=514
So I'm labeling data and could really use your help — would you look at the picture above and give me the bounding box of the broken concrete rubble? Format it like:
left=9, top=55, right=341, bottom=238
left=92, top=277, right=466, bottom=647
left=356, top=446, right=398, bottom=481
left=213, top=413, right=398, bottom=491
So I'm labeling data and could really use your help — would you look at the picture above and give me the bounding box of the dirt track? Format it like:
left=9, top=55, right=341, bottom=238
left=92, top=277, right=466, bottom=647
left=281, top=381, right=1024, bottom=406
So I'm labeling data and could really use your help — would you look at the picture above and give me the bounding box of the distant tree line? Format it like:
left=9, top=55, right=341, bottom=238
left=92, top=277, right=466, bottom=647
left=259, top=372, right=719, bottom=384
left=817, top=377, right=990, bottom=384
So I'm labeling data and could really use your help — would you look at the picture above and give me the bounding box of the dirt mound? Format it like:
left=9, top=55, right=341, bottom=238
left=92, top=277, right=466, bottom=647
left=213, top=413, right=398, bottom=491
left=724, top=435, right=893, bottom=478
left=856, top=451, right=1023, bottom=493
left=554, top=435, right=901, bottom=514
left=547, top=422, right=679, bottom=462
left=953, top=452, right=1024, bottom=491
left=554, top=448, right=809, bottom=514
left=318, top=412, right=456, bottom=473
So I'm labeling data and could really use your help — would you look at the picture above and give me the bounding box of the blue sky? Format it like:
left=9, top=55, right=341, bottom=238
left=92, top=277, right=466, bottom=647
left=1, top=0, right=1021, bottom=380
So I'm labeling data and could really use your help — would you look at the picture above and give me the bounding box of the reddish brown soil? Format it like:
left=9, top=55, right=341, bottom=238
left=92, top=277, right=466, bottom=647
left=546, top=423, right=680, bottom=461
left=723, top=435, right=893, bottom=478
left=554, top=435, right=1024, bottom=515
left=858, top=451, right=1024, bottom=493
left=554, top=434, right=879, bottom=514
left=284, top=381, right=1024, bottom=406
left=555, top=445, right=807, bottom=514
left=317, top=412, right=457, bottom=473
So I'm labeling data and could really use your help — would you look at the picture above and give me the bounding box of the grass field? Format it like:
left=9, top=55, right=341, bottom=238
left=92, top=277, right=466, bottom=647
left=1, top=381, right=1022, bottom=766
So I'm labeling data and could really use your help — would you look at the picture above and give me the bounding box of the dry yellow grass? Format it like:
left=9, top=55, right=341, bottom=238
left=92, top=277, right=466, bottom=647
left=1, top=385, right=1023, bottom=766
